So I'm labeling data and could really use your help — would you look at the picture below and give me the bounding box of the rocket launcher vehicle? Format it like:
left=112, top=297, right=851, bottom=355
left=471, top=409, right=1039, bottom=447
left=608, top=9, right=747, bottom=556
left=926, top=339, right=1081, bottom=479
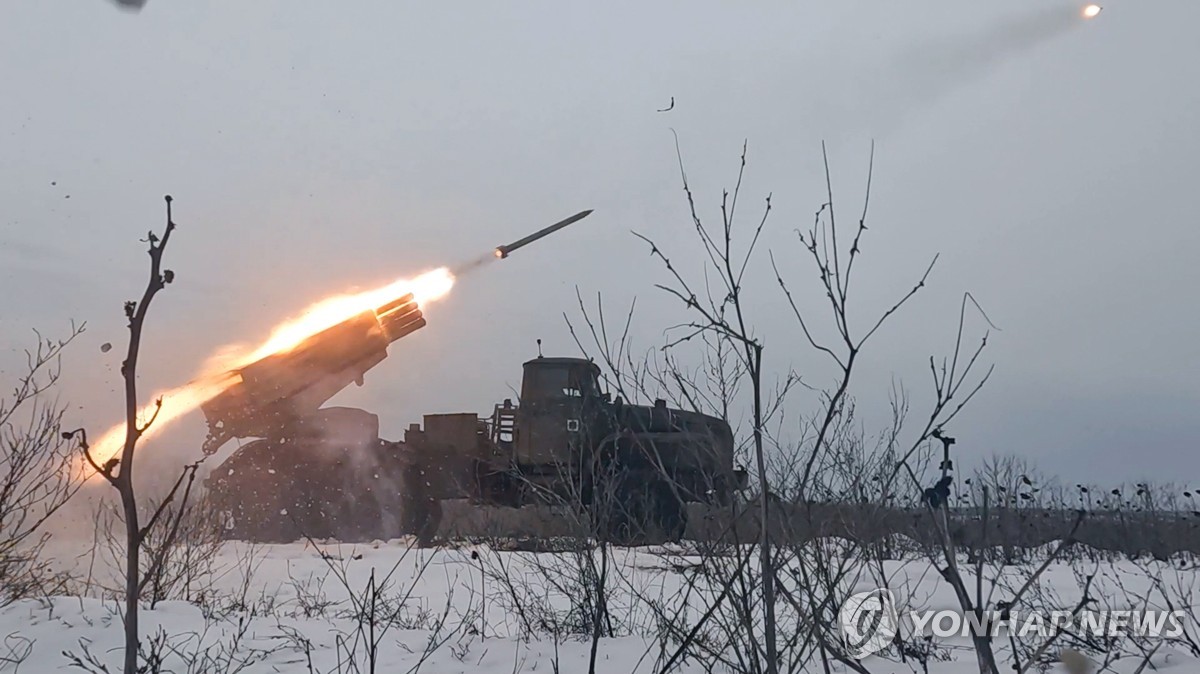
left=199, top=293, right=425, bottom=454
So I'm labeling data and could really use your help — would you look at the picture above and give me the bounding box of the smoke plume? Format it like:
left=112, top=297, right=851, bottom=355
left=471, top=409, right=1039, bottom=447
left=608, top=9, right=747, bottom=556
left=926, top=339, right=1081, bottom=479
left=839, top=4, right=1088, bottom=135
left=898, top=5, right=1081, bottom=100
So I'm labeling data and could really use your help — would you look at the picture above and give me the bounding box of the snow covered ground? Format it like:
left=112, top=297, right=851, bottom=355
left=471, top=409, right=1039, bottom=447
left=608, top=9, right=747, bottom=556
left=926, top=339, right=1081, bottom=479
left=3, top=538, right=1198, bottom=672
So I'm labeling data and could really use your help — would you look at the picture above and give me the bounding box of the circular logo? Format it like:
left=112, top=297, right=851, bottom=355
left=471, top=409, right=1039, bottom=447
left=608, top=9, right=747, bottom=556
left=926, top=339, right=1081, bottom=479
left=839, top=588, right=898, bottom=659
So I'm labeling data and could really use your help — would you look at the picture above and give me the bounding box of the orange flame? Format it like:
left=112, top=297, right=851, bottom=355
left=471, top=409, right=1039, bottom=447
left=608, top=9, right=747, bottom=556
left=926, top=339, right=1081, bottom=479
left=82, top=267, right=454, bottom=478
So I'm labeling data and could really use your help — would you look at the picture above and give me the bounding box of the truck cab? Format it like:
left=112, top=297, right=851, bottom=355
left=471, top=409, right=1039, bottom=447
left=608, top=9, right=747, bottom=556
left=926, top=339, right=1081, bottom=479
left=514, top=357, right=607, bottom=468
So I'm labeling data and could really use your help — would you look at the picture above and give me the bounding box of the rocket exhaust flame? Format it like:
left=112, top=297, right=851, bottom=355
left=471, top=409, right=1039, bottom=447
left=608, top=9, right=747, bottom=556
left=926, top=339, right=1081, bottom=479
left=1083, top=5, right=1102, bottom=19
left=235, top=268, right=452, bottom=364
left=80, top=267, right=454, bottom=479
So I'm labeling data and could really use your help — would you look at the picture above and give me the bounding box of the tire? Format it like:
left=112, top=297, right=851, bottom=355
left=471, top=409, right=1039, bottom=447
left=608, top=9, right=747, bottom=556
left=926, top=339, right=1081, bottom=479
left=592, top=480, right=644, bottom=546
left=593, top=477, right=687, bottom=545
left=609, top=498, right=644, bottom=546
left=650, top=482, right=688, bottom=542
left=396, top=459, right=443, bottom=545
left=337, top=488, right=384, bottom=542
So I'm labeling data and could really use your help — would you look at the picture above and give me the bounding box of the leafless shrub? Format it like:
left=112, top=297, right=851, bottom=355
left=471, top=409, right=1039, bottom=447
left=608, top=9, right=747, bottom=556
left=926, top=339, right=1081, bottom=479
left=64, top=611, right=282, bottom=674
left=161, top=612, right=281, bottom=674
left=139, top=495, right=225, bottom=608
left=0, top=324, right=85, bottom=605
left=87, top=486, right=229, bottom=611
left=470, top=504, right=635, bottom=674
left=287, top=567, right=338, bottom=620
left=198, top=542, right=275, bottom=620
left=297, top=537, right=470, bottom=674
left=62, top=637, right=113, bottom=673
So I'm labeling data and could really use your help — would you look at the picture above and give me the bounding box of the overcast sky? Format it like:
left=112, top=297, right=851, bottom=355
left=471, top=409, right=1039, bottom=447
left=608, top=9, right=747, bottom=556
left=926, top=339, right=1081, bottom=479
left=2, top=1, right=1197, bottom=485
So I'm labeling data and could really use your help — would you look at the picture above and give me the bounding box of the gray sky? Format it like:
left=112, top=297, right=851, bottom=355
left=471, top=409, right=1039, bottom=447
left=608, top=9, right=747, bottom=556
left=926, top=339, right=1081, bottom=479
left=2, top=1, right=1197, bottom=484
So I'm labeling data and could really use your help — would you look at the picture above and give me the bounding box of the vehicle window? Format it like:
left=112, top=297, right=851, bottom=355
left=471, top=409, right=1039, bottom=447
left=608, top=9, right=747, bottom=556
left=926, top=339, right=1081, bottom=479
left=570, top=368, right=600, bottom=398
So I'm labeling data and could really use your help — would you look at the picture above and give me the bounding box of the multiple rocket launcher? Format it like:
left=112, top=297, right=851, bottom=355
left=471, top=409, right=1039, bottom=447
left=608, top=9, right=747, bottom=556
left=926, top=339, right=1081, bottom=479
left=198, top=210, right=594, bottom=454
left=199, top=293, right=425, bottom=454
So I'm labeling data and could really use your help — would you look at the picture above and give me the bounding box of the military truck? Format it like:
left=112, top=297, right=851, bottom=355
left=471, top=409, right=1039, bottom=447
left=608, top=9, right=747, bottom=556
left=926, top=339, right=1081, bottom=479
left=406, top=356, right=745, bottom=542
left=202, top=296, right=744, bottom=544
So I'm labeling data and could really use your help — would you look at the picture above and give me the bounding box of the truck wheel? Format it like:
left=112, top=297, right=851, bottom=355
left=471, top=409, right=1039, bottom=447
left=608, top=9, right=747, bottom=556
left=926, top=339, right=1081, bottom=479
left=415, top=498, right=443, bottom=547
left=650, top=481, right=687, bottom=542
left=599, top=483, right=685, bottom=545
left=338, top=488, right=384, bottom=542
left=612, top=500, right=643, bottom=546
left=594, top=488, right=643, bottom=546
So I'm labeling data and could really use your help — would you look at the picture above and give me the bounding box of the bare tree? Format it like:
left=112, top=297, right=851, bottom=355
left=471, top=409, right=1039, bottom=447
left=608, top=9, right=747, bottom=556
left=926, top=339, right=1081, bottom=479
left=632, top=137, right=786, bottom=674
left=0, top=324, right=85, bottom=604
left=551, top=139, right=961, bottom=674
left=64, top=196, right=203, bottom=674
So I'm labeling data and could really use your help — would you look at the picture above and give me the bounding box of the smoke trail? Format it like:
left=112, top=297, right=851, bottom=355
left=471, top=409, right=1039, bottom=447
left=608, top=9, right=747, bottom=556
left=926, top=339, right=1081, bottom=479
left=841, top=4, right=1087, bottom=135
left=896, top=5, right=1081, bottom=103
left=451, top=251, right=498, bottom=277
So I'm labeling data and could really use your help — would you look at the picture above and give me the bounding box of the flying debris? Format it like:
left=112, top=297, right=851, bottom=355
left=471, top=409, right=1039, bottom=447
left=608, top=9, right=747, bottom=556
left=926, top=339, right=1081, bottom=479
left=657, top=96, right=675, bottom=112
left=494, top=210, right=594, bottom=259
